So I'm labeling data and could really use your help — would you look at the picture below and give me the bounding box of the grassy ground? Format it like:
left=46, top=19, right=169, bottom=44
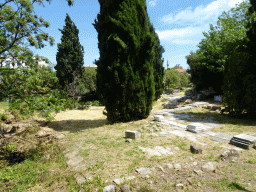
left=0, top=89, right=255, bottom=192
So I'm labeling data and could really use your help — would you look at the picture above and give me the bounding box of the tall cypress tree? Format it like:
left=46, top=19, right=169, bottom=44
left=55, top=13, right=84, bottom=93
left=148, top=22, right=165, bottom=101
left=92, top=0, right=156, bottom=123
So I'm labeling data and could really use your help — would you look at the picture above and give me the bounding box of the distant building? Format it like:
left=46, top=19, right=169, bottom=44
left=0, top=54, right=48, bottom=69
left=84, top=64, right=97, bottom=68
left=175, top=68, right=191, bottom=76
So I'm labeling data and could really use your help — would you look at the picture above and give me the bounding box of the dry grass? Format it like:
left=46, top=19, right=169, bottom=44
left=0, top=92, right=256, bottom=191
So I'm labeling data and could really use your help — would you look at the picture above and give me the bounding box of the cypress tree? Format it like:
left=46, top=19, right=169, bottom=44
left=148, top=23, right=165, bottom=101
left=55, top=13, right=84, bottom=94
left=92, top=0, right=156, bottom=123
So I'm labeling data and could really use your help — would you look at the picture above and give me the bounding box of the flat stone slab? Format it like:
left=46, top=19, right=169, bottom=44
left=136, top=167, right=152, bottom=175
left=186, top=123, right=209, bottom=133
left=139, top=146, right=174, bottom=156
left=201, top=132, right=233, bottom=142
left=67, top=156, right=84, bottom=167
left=230, top=134, right=256, bottom=149
left=113, top=176, right=135, bottom=185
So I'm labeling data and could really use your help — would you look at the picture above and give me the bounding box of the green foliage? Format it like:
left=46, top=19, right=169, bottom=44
left=0, top=113, right=10, bottom=122
left=0, top=59, right=87, bottom=122
left=163, top=69, right=190, bottom=90
left=221, top=3, right=256, bottom=118
left=73, top=67, right=97, bottom=96
left=6, top=144, right=17, bottom=153
left=92, top=0, right=157, bottom=123
left=148, top=22, right=165, bottom=101
left=55, top=13, right=84, bottom=93
left=186, top=49, right=224, bottom=94
left=186, top=1, right=255, bottom=95
left=0, top=65, right=59, bottom=101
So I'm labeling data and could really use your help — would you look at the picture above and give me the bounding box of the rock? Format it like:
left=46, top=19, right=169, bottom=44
left=7, top=125, right=19, bottom=134
left=103, top=185, right=115, bottom=192
left=137, top=129, right=142, bottom=132
left=154, top=128, right=160, bottom=132
left=36, top=130, right=51, bottom=138
left=201, top=162, right=217, bottom=172
left=142, top=125, right=148, bottom=129
left=220, top=149, right=239, bottom=161
left=125, top=139, right=132, bottom=143
left=154, top=115, right=165, bottom=122
left=173, top=163, right=181, bottom=170
left=151, top=133, right=158, bottom=137
left=157, top=165, right=165, bottom=172
left=176, top=183, right=183, bottom=188
left=186, top=123, right=207, bottom=133
left=113, top=176, right=135, bottom=185
left=120, top=184, right=131, bottom=192
left=147, top=128, right=153, bottom=133
left=125, top=130, right=141, bottom=139
left=190, top=145, right=202, bottom=154
left=54, top=133, right=65, bottom=139
left=194, top=170, right=203, bottom=175
left=164, top=163, right=173, bottom=169
left=136, top=167, right=152, bottom=175
left=76, top=175, right=86, bottom=185
left=184, top=99, right=192, bottom=104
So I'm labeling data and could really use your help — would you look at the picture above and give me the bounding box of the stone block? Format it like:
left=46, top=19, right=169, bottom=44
left=230, top=134, right=256, bottom=149
left=103, top=185, right=115, bottom=192
left=125, top=130, right=141, bottom=139
left=136, top=167, right=152, bottom=175
left=120, top=184, right=131, bottom=192
left=184, top=99, right=192, bottom=104
left=154, top=115, right=165, bottom=122
left=186, top=123, right=207, bottom=133
left=220, top=149, right=239, bottom=161
left=190, top=145, right=202, bottom=154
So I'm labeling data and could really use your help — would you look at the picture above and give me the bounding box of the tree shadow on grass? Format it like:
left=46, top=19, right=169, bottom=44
left=35, top=118, right=114, bottom=133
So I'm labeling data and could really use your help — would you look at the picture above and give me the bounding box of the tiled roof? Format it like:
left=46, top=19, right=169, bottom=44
left=175, top=69, right=187, bottom=73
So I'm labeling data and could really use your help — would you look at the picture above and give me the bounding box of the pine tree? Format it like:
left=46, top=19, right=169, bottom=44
left=55, top=13, right=84, bottom=94
left=92, top=0, right=156, bottom=123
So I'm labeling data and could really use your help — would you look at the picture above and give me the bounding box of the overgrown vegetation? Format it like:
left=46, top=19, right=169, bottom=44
left=186, top=0, right=256, bottom=118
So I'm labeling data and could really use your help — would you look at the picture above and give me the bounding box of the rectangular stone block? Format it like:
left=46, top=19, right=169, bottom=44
left=230, top=134, right=256, bottom=149
left=125, top=130, right=141, bottom=139
left=186, top=123, right=206, bottom=133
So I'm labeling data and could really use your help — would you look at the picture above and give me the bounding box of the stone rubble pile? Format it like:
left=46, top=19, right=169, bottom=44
left=184, top=87, right=217, bottom=101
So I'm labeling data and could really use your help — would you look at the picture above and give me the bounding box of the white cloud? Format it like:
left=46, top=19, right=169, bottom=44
left=148, top=0, right=157, bottom=7
left=156, top=0, right=247, bottom=44
left=161, top=0, right=246, bottom=25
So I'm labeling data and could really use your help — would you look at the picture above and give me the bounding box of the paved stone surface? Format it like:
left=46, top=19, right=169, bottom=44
left=169, top=130, right=207, bottom=146
left=139, top=146, right=175, bottom=156
left=201, top=132, right=233, bottom=142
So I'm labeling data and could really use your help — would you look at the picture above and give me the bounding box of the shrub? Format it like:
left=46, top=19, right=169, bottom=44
left=163, top=69, right=190, bottom=89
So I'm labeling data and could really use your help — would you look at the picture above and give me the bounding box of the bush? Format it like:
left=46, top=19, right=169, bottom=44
left=222, top=40, right=256, bottom=118
left=163, top=69, right=190, bottom=90
left=70, top=67, right=97, bottom=96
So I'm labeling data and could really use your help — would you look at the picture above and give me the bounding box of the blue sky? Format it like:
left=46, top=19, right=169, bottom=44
left=4, top=0, right=246, bottom=71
